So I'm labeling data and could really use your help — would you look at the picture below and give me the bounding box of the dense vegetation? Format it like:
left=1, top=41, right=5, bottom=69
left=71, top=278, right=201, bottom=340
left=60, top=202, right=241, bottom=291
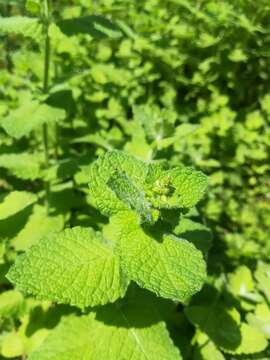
left=0, top=0, right=270, bottom=359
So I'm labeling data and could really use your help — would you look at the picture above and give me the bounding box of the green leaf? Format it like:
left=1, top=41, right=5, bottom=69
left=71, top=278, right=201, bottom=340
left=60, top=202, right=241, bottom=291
left=0, top=16, right=42, bottom=41
left=7, top=227, right=129, bottom=308
left=57, top=15, right=122, bottom=39
left=165, top=167, right=208, bottom=208
left=29, top=289, right=182, bottom=360
left=88, top=150, right=148, bottom=216
left=0, top=153, right=41, bottom=180
left=108, top=211, right=206, bottom=303
left=11, top=205, right=64, bottom=251
left=1, top=332, right=25, bottom=358
left=255, top=262, right=270, bottom=303
left=185, top=304, right=268, bottom=355
left=247, top=303, right=270, bottom=339
left=107, top=170, right=154, bottom=223
left=0, top=290, right=24, bottom=318
left=0, top=191, right=37, bottom=220
left=88, top=151, right=208, bottom=218
left=194, top=333, right=225, bottom=360
left=1, top=101, right=65, bottom=139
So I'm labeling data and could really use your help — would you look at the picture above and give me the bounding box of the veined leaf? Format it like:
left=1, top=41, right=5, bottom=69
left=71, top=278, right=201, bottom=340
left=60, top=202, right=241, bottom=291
left=0, top=152, right=42, bottom=180
left=108, top=211, right=206, bottom=303
left=7, top=227, right=129, bottom=308
left=0, top=191, right=37, bottom=220
left=0, top=16, right=42, bottom=41
left=88, top=150, right=148, bottom=216
left=29, top=289, right=182, bottom=360
left=1, top=101, right=65, bottom=139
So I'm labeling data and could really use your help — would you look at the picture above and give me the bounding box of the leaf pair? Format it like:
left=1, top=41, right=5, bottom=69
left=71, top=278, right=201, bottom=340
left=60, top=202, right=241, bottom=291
left=7, top=211, right=206, bottom=308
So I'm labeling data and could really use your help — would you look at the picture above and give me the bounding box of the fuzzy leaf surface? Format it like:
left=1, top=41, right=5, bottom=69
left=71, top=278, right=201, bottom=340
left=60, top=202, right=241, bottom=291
left=7, top=227, right=128, bottom=308
left=109, top=211, right=206, bottom=303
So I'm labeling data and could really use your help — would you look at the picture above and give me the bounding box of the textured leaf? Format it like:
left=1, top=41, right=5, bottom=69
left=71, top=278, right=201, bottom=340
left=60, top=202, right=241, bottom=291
left=107, top=170, right=154, bottom=223
left=88, top=150, right=148, bottom=216
left=1, top=101, right=65, bottom=139
left=108, top=211, right=206, bottom=303
left=7, top=227, right=129, bottom=308
left=194, top=333, right=225, bottom=360
left=29, top=289, right=182, bottom=360
left=11, top=205, right=64, bottom=251
left=0, top=16, right=42, bottom=41
left=0, top=191, right=37, bottom=220
left=0, top=153, right=41, bottom=180
left=88, top=151, right=207, bottom=218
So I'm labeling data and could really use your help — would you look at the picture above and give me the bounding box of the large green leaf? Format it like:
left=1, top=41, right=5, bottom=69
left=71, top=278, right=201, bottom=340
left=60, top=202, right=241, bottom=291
left=1, top=101, right=65, bottom=139
left=88, top=150, right=148, bottom=216
left=29, top=289, right=182, bottom=360
left=108, top=211, right=206, bottom=303
left=88, top=151, right=207, bottom=219
left=7, top=227, right=129, bottom=308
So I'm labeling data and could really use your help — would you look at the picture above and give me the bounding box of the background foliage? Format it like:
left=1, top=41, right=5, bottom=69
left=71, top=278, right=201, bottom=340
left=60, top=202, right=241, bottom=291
left=0, top=0, right=270, bottom=359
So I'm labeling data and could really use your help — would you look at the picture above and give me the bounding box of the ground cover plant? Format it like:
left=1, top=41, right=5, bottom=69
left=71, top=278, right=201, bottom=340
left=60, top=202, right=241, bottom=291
left=0, top=0, right=270, bottom=359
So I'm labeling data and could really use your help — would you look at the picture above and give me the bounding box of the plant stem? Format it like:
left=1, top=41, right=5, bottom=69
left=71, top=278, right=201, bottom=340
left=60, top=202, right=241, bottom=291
left=43, top=0, right=51, bottom=213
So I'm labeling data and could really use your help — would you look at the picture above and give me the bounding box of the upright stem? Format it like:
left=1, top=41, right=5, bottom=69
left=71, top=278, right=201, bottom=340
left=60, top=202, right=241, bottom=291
left=43, top=0, right=51, bottom=213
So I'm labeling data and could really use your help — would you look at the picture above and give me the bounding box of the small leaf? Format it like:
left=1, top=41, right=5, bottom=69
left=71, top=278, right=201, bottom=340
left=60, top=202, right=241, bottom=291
left=1, top=101, right=65, bottom=139
left=7, top=227, right=129, bottom=308
left=88, top=150, right=148, bottom=216
left=0, top=290, right=24, bottom=318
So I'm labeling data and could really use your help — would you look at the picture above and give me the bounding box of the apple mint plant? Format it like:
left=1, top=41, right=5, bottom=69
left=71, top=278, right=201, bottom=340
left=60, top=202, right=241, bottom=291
left=7, top=150, right=208, bottom=359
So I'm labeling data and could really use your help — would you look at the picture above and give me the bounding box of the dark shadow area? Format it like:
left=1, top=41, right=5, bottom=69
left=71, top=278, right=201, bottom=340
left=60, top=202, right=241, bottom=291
left=57, top=16, right=122, bottom=39
left=95, top=285, right=170, bottom=329
left=25, top=304, right=75, bottom=337
left=185, top=284, right=242, bottom=352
